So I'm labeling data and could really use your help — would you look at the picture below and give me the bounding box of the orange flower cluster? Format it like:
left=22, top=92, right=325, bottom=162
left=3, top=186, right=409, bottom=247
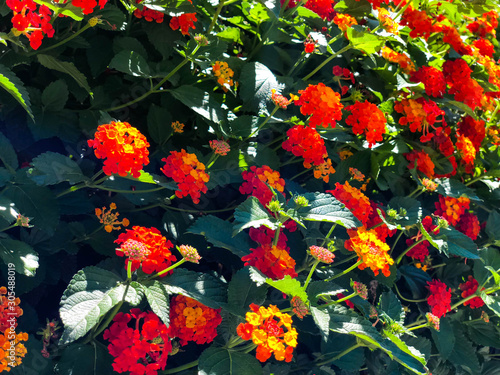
left=472, top=38, right=495, bottom=57
left=212, top=61, right=235, bottom=92
left=434, top=196, right=470, bottom=226
left=312, top=158, right=336, bottom=183
left=467, top=10, right=498, bottom=37
left=171, top=121, right=185, bottom=133
left=295, top=83, right=343, bottom=128
left=7, top=0, right=54, bottom=50
left=237, top=304, right=298, bottom=363
left=115, top=226, right=176, bottom=275
left=327, top=181, right=372, bottom=226
left=381, top=46, right=415, bottom=74
left=133, top=0, right=164, bottom=23
left=0, top=287, right=28, bottom=371
left=345, top=101, right=387, bottom=147
left=333, top=13, right=358, bottom=33
left=459, top=276, right=485, bottom=309
left=473, top=50, right=500, bottom=89
left=456, top=134, right=476, bottom=167
left=405, top=150, right=435, bottom=179
left=88, top=121, right=150, bottom=178
left=442, top=26, right=472, bottom=55
left=282, top=125, right=328, bottom=168
left=345, top=228, right=394, bottom=277
left=169, top=13, right=197, bottom=35
left=394, top=97, right=445, bottom=142
left=242, top=243, right=297, bottom=280
left=95, top=203, right=129, bottom=233
left=410, top=66, right=446, bottom=98
left=377, top=8, right=399, bottom=34
left=239, top=165, right=285, bottom=206
left=169, top=295, right=222, bottom=345
left=161, top=149, right=210, bottom=204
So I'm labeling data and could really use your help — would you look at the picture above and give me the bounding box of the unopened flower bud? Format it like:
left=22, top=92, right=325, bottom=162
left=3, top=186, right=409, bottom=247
left=291, top=296, right=308, bottom=319
left=119, top=239, right=150, bottom=261
left=267, top=200, right=282, bottom=213
left=426, top=312, right=440, bottom=331
left=178, top=245, right=201, bottom=263
left=436, top=217, right=449, bottom=229
left=352, top=281, right=368, bottom=300
left=194, top=34, right=209, bottom=46
left=89, top=17, right=100, bottom=27
left=16, top=214, right=32, bottom=228
left=294, top=195, right=309, bottom=207
left=309, top=245, right=335, bottom=264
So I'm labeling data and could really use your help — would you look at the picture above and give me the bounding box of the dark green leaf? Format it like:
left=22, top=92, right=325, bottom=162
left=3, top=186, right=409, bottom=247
left=483, top=294, right=500, bottom=318
left=239, top=62, right=279, bottom=112
left=386, top=196, right=422, bottom=227
left=399, top=265, right=432, bottom=299
left=143, top=280, right=170, bottom=326
left=108, top=50, right=152, bottom=77
left=431, top=317, right=455, bottom=360
left=378, top=291, right=404, bottom=324
left=53, top=343, right=113, bottom=375
left=198, top=347, right=262, bottom=375
left=474, top=247, right=500, bottom=285
left=307, top=280, right=346, bottom=304
left=466, top=321, right=500, bottom=348
left=439, top=227, right=479, bottom=259
left=41, top=80, right=68, bottom=112
left=0, top=63, right=33, bottom=120
left=147, top=104, right=173, bottom=145
left=435, top=178, right=481, bottom=201
left=322, top=333, right=365, bottom=370
left=28, top=151, right=87, bottom=185
left=334, top=0, right=371, bottom=16
left=448, top=323, right=480, bottom=374
left=0, top=238, right=38, bottom=276
left=0, top=131, right=18, bottom=171
left=227, top=268, right=268, bottom=316
left=233, top=196, right=278, bottom=235
left=171, top=86, right=227, bottom=125
left=187, top=215, right=252, bottom=258
left=311, top=306, right=330, bottom=342
left=59, top=267, right=138, bottom=344
left=485, top=211, right=500, bottom=246
left=37, top=55, right=92, bottom=96
left=160, top=268, right=227, bottom=309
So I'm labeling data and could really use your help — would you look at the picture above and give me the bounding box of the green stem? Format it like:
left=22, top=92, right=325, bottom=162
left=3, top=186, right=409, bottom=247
left=405, top=319, right=426, bottom=329
left=144, top=259, right=187, bottom=281
left=272, top=224, right=282, bottom=247
left=407, top=323, right=429, bottom=331
left=304, top=260, right=320, bottom=290
left=332, top=254, right=357, bottom=267
left=394, top=283, right=427, bottom=303
left=105, top=45, right=201, bottom=112
left=289, top=168, right=310, bottom=181
left=287, top=51, right=306, bottom=77
left=317, top=292, right=358, bottom=309
left=0, top=224, right=17, bottom=232
left=389, top=231, right=403, bottom=256
left=315, top=343, right=362, bottom=366
left=407, top=186, right=423, bottom=198
left=325, top=260, right=362, bottom=281
left=396, top=238, right=426, bottom=265
left=94, top=186, right=166, bottom=194
left=162, top=360, right=199, bottom=374
left=244, top=105, right=279, bottom=141
left=126, top=257, right=133, bottom=280
left=321, top=224, right=336, bottom=247
left=28, top=21, right=93, bottom=56
left=207, top=0, right=225, bottom=34
left=303, top=45, right=352, bottom=81
left=206, top=154, right=220, bottom=169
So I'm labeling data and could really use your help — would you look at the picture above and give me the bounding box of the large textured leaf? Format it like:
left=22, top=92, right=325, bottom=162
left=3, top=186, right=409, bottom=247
left=171, top=86, right=227, bottom=125
left=485, top=211, right=500, bottom=246
left=288, top=192, right=361, bottom=229
left=239, top=62, right=279, bottom=112
left=198, top=347, right=262, bottom=375
left=307, top=280, right=346, bottom=304
left=311, top=306, right=330, bottom=342
left=53, top=343, right=113, bottom=375
left=0, top=130, right=18, bottom=171
left=147, top=104, right=173, bottom=145
left=28, top=151, right=87, bottom=186
left=0, top=63, right=33, bottom=119
left=346, top=25, right=384, bottom=54
left=59, top=267, right=138, bottom=344
left=37, top=54, right=92, bottom=96
left=187, top=215, right=252, bottom=258
left=42, top=79, right=68, bottom=112
left=322, top=333, right=365, bottom=371
left=483, top=294, right=500, bottom=318
left=143, top=280, right=170, bottom=326
left=438, top=227, right=479, bottom=259
left=435, top=178, right=481, bottom=201
left=431, top=317, right=455, bottom=360
left=447, top=323, right=480, bottom=374
left=109, top=50, right=152, bottom=77
left=399, top=265, right=432, bottom=299
left=233, top=196, right=278, bottom=235
left=0, top=238, right=39, bottom=277
left=474, top=247, right=500, bottom=285
left=160, top=268, right=227, bottom=309
left=227, top=268, right=268, bottom=317
left=378, top=291, right=404, bottom=324
left=266, top=275, right=308, bottom=305
left=466, top=321, right=500, bottom=348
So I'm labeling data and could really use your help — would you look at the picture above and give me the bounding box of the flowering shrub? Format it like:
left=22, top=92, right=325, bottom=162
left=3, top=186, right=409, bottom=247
left=0, top=0, right=500, bottom=374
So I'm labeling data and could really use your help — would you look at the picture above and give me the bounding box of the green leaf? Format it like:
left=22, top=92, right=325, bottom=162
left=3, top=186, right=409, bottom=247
left=233, top=196, right=278, bottom=235
left=399, top=265, right=432, bottom=299
left=54, top=343, right=112, bottom=375
left=447, top=323, right=480, bottom=374
left=147, top=104, right=173, bottom=145
left=3, top=183, right=59, bottom=235
left=42, top=79, right=68, bottom=111
left=217, top=27, right=243, bottom=44
left=383, top=330, right=426, bottom=367
left=431, top=317, right=455, bottom=360
left=474, top=247, right=500, bottom=285
left=311, top=306, right=330, bottom=342
left=266, top=275, right=308, bottom=304
left=239, top=62, right=279, bottom=112
left=334, top=0, right=371, bottom=16
left=28, top=151, right=87, bottom=186
left=435, top=178, right=481, bottom=201
left=438, top=227, right=479, bottom=259
left=0, top=130, right=18, bottom=171
left=143, top=280, right=170, bottom=326
left=485, top=211, right=500, bottom=246
left=198, top=347, right=262, bottom=375
left=307, top=280, right=346, bottom=304
left=387, top=196, right=422, bottom=227
left=483, top=294, right=500, bottom=318
left=0, top=63, right=33, bottom=120
left=37, top=55, right=92, bottom=96
left=171, top=86, right=227, bottom=125
left=378, top=291, right=404, bottom=324
left=346, top=25, right=384, bottom=54
left=108, top=50, right=152, bottom=78
left=188, top=215, right=252, bottom=258
left=288, top=192, right=361, bottom=229
left=466, top=321, right=500, bottom=348
left=322, top=333, right=365, bottom=370
left=160, top=268, right=227, bottom=309
left=227, top=268, right=268, bottom=316
left=59, top=267, right=138, bottom=344
left=0, top=238, right=39, bottom=277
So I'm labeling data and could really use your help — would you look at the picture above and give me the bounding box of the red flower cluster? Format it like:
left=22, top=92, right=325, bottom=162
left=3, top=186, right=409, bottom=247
left=401, top=7, right=435, bottom=40
left=161, top=149, right=209, bottom=204
left=458, top=116, right=486, bottom=151
left=434, top=196, right=470, bottom=226
left=133, top=0, right=164, bottom=23
left=295, top=83, right=343, bottom=128
left=411, top=66, right=446, bottom=98
left=442, top=59, right=483, bottom=110
left=406, top=216, right=438, bottom=262
left=405, top=150, right=435, bottom=179
left=103, top=309, right=172, bottom=375
left=239, top=165, right=285, bottom=206
left=332, top=65, right=355, bottom=95
left=442, top=26, right=472, bottom=55
left=71, top=0, right=107, bottom=14
left=242, top=243, right=297, bottom=280
left=88, top=121, right=150, bottom=178
left=170, top=13, right=197, bottom=35
left=7, top=0, right=54, bottom=50
left=473, top=38, right=495, bottom=57
left=467, top=10, right=498, bottom=37
left=381, top=46, right=415, bottom=74
left=282, top=125, right=328, bottom=167
left=115, top=226, right=176, bottom=275
left=459, top=276, right=485, bottom=309
left=345, top=101, right=387, bottom=147
left=456, top=212, right=481, bottom=240
left=427, top=280, right=452, bottom=318
left=327, top=181, right=372, bottom=226
left=169, top=295, right=222, bottom=345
